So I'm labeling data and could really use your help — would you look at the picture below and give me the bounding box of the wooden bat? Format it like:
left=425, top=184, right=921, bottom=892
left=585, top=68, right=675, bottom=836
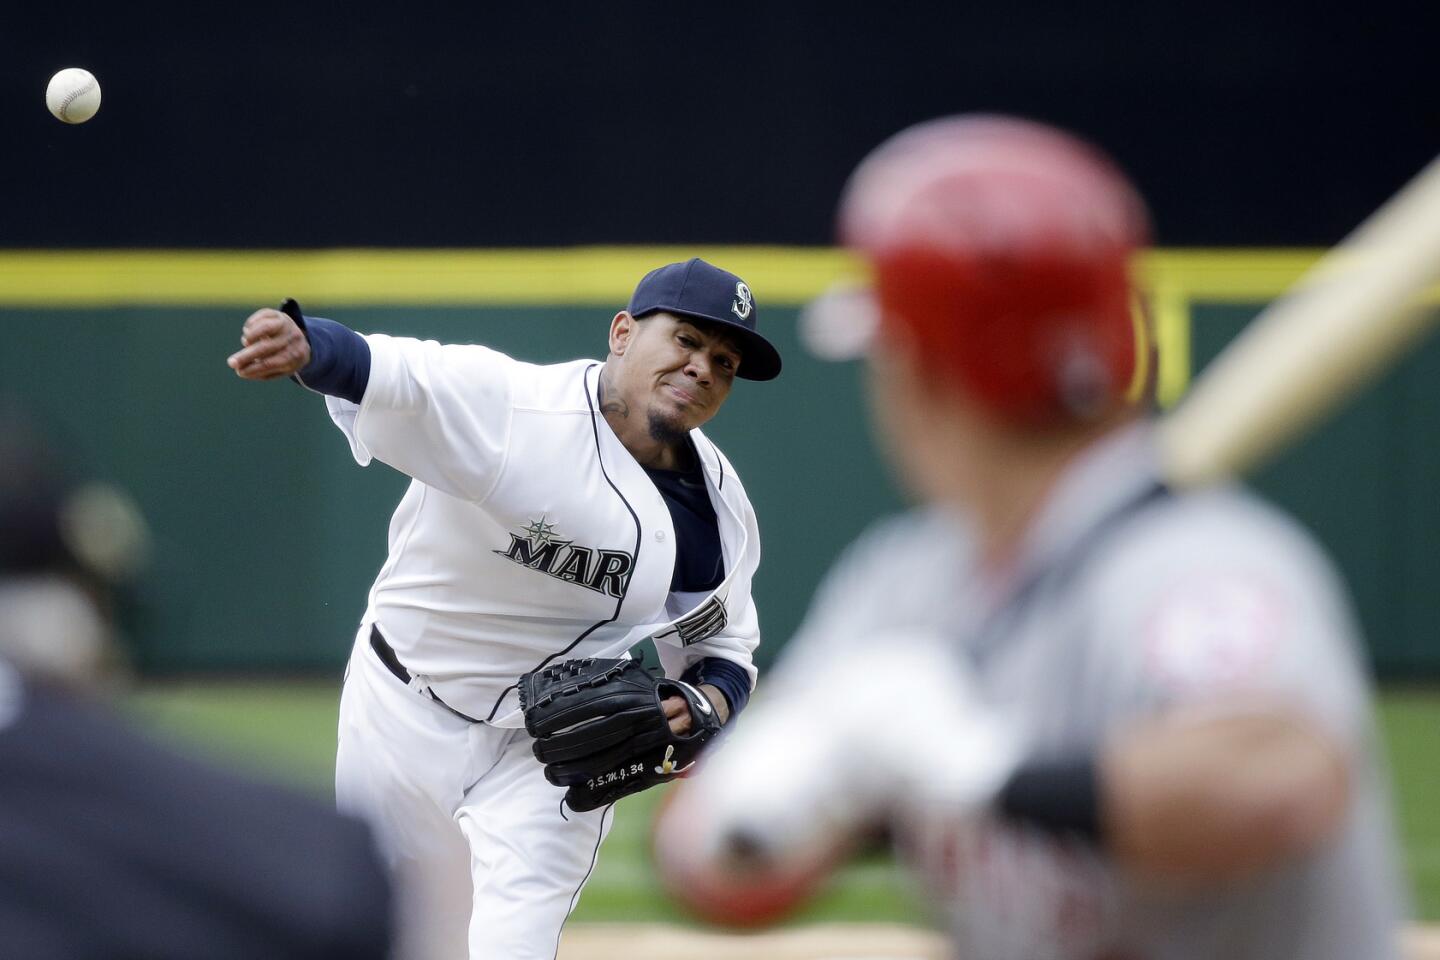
left=1158, top=153, right=1440, bottom=488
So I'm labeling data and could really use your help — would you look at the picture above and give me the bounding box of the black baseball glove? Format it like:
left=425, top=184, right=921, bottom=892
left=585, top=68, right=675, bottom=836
left=519, top=656, right=722, bottom=812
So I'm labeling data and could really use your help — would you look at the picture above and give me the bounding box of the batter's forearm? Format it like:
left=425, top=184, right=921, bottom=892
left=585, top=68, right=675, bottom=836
left=1099, top=707, right=1351, bottom=884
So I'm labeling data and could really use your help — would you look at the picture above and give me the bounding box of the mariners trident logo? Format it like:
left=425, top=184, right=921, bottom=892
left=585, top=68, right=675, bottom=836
left=494, top=516, right=635, bottom=598
left=731, top=281, right=753, bottom=321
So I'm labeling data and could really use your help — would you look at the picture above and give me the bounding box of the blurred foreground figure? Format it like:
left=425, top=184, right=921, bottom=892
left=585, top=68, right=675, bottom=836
left=657, top=116, right=1407, bottom=959
left=0, top=403, right=392, bottom=959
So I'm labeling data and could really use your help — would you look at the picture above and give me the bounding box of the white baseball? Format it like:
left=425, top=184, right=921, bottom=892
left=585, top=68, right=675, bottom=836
left=46, top=68, right=102, bottom=124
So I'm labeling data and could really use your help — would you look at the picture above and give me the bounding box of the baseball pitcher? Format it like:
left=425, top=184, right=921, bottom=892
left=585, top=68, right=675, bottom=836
left=228, top=258, right=780, bottom=960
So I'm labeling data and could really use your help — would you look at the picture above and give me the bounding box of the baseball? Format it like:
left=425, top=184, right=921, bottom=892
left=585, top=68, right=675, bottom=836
left=46, top=68, right=102, bottom=124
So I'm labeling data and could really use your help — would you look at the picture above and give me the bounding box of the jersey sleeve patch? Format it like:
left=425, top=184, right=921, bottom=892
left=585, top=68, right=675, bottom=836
left=1140, top=573, right=1289, bottom=696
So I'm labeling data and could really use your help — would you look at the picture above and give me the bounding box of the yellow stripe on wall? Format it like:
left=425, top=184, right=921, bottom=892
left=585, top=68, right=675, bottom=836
left=0, top=248, right=860, bottom=307
left=2, top=247, right=1435, bottom=407
left=0, top=247, right=1399, bottom=307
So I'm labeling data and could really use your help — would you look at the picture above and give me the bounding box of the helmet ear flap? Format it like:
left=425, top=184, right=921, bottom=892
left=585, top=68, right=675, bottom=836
left=1055, top=333, right=1117, bottom=421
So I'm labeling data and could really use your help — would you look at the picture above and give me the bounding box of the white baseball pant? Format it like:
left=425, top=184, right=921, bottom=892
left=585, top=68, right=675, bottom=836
left=335, top=625, right=614, bottom=960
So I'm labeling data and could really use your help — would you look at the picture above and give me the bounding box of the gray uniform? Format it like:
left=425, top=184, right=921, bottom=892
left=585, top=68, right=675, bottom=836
left=775, top=422, right=1406, bottom=960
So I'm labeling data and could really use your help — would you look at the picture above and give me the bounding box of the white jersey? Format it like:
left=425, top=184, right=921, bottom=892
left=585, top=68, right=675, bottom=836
left=775, top=422, right=1406, bottom=960
left=323, top=334, right=761, bottom=726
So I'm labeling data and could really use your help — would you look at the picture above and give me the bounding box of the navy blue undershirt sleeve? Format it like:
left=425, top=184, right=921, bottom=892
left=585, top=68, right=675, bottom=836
left=280, top=298, right=372, bottom=404
left=681, top=657, right=751, bottom=718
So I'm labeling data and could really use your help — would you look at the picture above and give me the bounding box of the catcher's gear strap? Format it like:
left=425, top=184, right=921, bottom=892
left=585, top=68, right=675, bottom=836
left=282, top=298, right=371, bottom=403
left=981, top=483, right=1173, bottom=844
left=972, top=479, right=1171, bottom=665
left=680, top=657, right=751, bottom=717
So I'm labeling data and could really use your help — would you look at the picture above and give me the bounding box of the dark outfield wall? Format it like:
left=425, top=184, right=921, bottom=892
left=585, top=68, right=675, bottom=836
left=3, top=0, right=1436, bottom=248
left=4, top=302, right=1438, bottom=678
left=1, top=305, right=895, bottom=674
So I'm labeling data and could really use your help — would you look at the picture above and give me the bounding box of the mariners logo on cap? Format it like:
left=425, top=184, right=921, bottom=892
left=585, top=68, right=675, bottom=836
left=732, top=281, right=753, bottom=321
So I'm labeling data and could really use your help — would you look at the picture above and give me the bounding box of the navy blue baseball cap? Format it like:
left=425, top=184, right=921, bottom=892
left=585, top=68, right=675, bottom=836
left=628, top=258, right=782, bottom=381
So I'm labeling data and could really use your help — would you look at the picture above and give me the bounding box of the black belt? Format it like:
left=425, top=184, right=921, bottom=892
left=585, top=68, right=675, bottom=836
left=369, top=625, right=481, bottom=723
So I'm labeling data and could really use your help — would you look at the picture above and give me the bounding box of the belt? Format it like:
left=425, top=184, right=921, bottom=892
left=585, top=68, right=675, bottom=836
left=368, top=625, right=481, bottom=723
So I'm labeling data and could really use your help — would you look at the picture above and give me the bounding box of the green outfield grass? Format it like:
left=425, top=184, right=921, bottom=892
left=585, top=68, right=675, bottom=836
left=127, top=683, right=1440, bottom=924
left=1380, top=690, right=1440, bottom=919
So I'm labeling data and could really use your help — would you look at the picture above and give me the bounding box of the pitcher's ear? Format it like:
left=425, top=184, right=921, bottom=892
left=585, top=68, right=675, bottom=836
left=610, top=311, right=636, bottom=357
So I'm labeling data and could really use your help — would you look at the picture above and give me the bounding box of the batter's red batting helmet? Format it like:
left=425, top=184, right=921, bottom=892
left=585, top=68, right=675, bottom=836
left=834, top=114, right=1151, bottom=424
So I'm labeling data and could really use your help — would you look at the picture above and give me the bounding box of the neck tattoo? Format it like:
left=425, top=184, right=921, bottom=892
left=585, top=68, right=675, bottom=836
left=599, top=367, right=630, bottom=419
